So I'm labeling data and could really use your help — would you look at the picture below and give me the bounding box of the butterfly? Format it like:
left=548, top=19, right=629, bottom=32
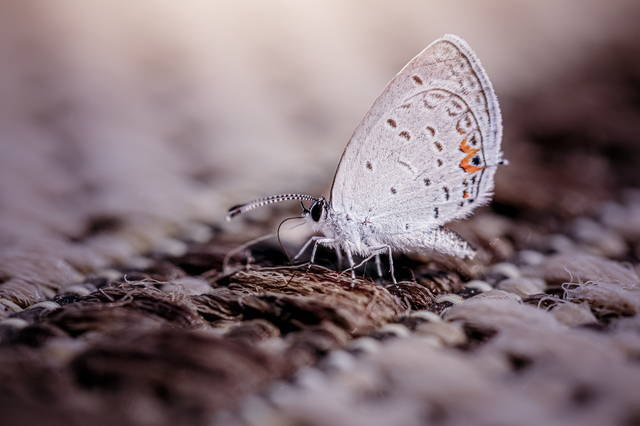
left=227, top=34, right=504, bottom=286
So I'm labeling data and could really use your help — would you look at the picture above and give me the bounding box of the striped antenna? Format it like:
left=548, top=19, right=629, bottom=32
left=226, top=194, right=318, bottom=221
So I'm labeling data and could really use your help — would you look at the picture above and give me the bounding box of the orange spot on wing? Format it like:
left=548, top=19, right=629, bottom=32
left=463, top=190, right=469, bottom=199
left=459, top=138, right=483, bottom=173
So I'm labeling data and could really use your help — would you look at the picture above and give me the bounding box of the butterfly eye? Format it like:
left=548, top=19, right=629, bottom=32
left=310, top=201, right=324, bottom=222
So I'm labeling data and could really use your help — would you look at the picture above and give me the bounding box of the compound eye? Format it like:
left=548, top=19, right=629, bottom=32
left=310, top=202, right=323, bottom=222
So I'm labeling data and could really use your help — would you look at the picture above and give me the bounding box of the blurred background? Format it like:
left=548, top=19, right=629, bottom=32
left=1, top=0, right=640, bottom=288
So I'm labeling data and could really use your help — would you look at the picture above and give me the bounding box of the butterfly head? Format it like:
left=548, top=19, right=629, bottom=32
left=301, top=196, right=330, bottom=231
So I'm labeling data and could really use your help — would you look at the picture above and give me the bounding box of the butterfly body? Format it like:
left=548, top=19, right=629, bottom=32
left=304, top=196, right=475, bottom=266
left=304, top=200, right=384, bottom=258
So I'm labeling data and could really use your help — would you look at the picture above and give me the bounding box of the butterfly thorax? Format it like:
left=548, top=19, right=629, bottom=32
left=304, top=199, right=386, bottom=257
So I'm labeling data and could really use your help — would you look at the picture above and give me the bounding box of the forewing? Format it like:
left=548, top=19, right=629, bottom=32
left=330, top=34, right=502, bottom=232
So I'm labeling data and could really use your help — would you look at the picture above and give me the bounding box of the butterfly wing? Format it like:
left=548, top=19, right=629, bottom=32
left=329, top=34, right=502, bottom=233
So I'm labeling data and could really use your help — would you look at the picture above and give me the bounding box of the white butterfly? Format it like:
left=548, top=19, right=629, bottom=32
left=227, top=34, right=504, bottom=286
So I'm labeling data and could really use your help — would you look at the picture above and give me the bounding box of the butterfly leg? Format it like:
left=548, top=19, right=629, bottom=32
left=368, top=245, right=395, bottom=283
left=374, top=254, right=384, bottom=278
left=335, top=248, right=343, bottom=270
left=386, top=246, right=396, bottom=285
left=307, top=237, right=337, bottom=272
left=344, top=248, right=356, bottom=288
left=385, top=246, right=404, bottom=297
left=292, top=236, right=324, bottom=263
left=368, top=245, right=397, bottom=285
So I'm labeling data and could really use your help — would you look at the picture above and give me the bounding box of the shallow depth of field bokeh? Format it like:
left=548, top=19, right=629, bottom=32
left=2, top=2, right=640, bottom=426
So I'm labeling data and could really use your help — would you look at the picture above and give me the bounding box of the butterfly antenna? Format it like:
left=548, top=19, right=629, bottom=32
left=226, top=194, right=318, bottom=221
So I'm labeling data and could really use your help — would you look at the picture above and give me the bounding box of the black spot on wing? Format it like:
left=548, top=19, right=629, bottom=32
left=398, top=160, right=413, bottom=172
